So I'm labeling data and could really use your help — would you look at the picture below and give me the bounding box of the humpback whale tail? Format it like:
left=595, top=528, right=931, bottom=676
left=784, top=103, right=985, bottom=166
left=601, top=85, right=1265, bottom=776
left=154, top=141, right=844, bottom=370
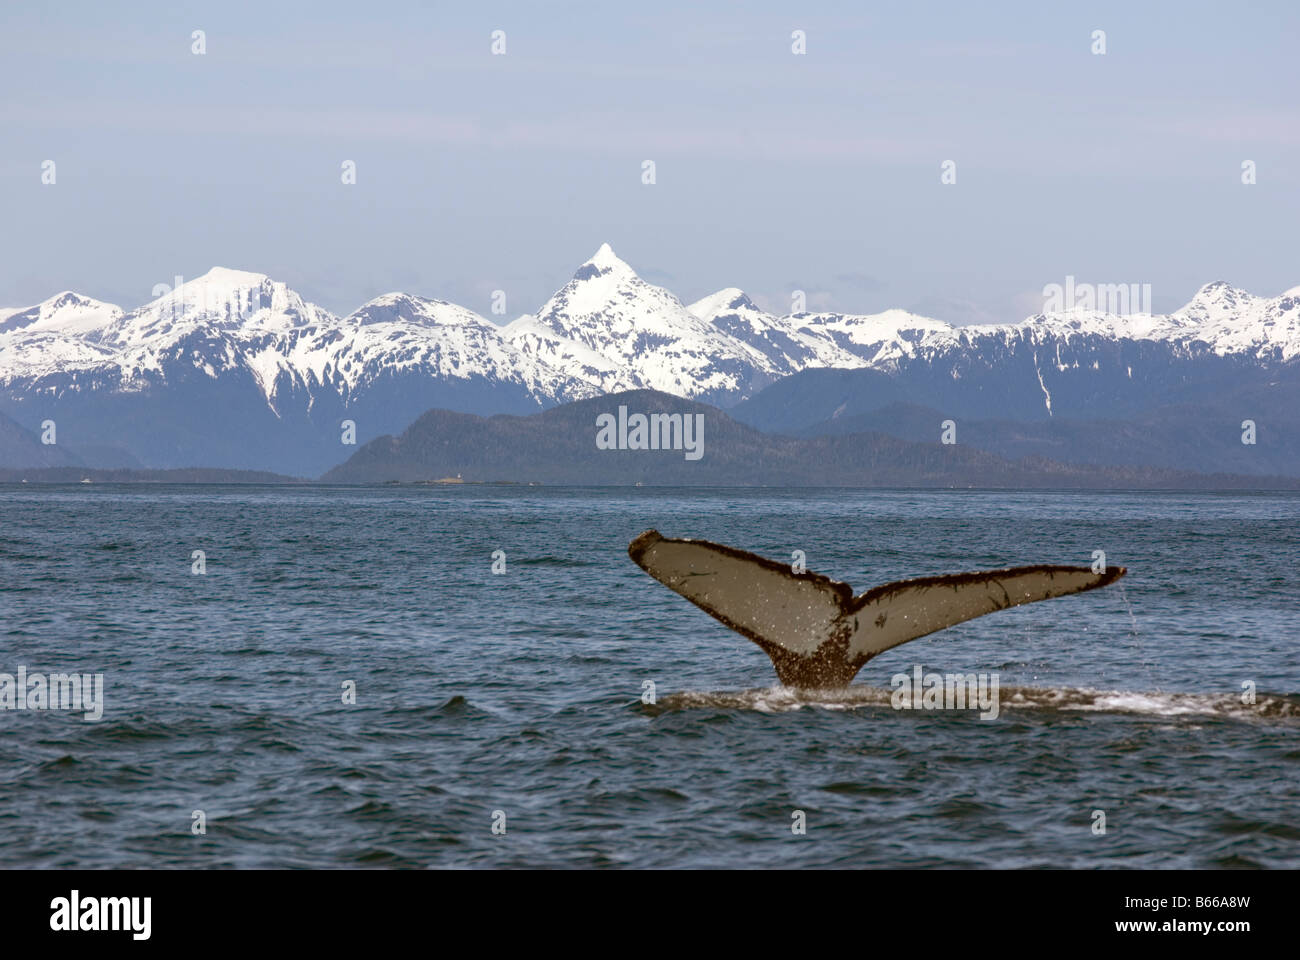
left=628, top=530, right=1126, bottom=688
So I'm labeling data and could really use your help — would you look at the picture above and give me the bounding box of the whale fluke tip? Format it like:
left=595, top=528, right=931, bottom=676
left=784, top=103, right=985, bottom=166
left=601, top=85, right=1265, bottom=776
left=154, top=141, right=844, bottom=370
left=628, top=529, right=664, bottom=562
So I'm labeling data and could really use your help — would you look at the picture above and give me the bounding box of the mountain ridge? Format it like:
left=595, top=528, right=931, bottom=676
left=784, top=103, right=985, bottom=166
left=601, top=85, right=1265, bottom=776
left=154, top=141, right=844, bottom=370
left=2, top=246, right=1298, bottom=476
left=5, top=248, right=1297, bottom=410
left=322, top=389, right=1300, bottom=489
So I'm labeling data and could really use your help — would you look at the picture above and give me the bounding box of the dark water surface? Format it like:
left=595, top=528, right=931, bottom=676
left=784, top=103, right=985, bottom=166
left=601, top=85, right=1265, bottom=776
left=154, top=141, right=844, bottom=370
left=1, top=486, right=1297, bottom=868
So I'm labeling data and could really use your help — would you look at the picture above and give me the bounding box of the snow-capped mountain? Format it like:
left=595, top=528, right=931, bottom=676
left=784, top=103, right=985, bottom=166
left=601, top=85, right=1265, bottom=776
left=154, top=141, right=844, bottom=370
left=728, top=279, right=1300, bottom=477
left=1172, top=280, right=1300, bottom=361
left=685, top=289, right=865, bottom=371
left=693, top=281, right=1300, bottom=377
left=101, top=267, right=332, bottom=347
left=505, top=243, right=782, bottom=402
left=0, top=269, right=595, bottom=406
left=318, top=292, right=594, bottom=404
left=0, top=268, right=598, bottom=474
left=1, top=244, right=1297, bottom=475
left=0, top=291, right=123, bottom=337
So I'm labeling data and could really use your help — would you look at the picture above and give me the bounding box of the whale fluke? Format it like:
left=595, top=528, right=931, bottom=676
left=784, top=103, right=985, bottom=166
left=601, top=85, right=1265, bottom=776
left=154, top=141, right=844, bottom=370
left=628, top=530, right=1126, bottom=688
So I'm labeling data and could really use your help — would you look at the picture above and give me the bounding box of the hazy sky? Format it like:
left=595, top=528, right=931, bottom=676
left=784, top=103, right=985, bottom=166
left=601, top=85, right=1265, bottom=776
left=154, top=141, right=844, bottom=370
left=2, top=0, right=1296, bottom=324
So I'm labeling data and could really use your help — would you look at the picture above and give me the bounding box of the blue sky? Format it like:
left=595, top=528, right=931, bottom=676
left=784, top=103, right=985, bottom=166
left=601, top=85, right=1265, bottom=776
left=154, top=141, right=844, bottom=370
left=1, top=0, right=1296, bottom=323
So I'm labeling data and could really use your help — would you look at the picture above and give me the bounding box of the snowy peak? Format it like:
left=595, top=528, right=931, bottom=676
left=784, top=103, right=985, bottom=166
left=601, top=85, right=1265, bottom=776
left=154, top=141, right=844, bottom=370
left=687, top=287, right=755, bottom=319
left=536, top=243, right=702, bottom=342
left=0, top=291, right=123, bottom=336
left=100, top=268, right=336, bottom=348
left=346, top=293, right=491, bottom=330
left=159, top=267, right=277, bottom=325
left=1171, top=280, right=1300, bottom=360
left=2, top=249, right=1298, bottom=416
left=794, top=308, right=953, bottom=368
left=274, top=292, right=595, bottom=408
left=198, top=266, right=274, bottom=288
left=571, top=242, right=633, bottom=282
left=531, top=245, right=702, bottom=345
left=1177, top=280, right=1260, bottom=321
left=513, top=245, right=784, bottom=400
left=688, top=287, right=860, bottom=373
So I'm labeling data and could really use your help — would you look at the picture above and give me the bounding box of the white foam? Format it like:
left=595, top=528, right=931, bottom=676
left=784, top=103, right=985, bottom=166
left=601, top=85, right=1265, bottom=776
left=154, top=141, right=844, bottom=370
left=654, top=685, right=1299, bottom=723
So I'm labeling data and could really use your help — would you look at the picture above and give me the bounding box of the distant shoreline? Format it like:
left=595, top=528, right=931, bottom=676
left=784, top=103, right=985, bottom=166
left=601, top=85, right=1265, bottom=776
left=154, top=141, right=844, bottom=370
left=3, top=476, right=1299, bottom=493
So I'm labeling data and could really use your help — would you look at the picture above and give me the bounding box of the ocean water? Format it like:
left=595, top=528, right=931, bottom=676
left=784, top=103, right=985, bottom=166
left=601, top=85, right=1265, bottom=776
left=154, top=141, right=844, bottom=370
left=0, top=485, right=1297, bottom=869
